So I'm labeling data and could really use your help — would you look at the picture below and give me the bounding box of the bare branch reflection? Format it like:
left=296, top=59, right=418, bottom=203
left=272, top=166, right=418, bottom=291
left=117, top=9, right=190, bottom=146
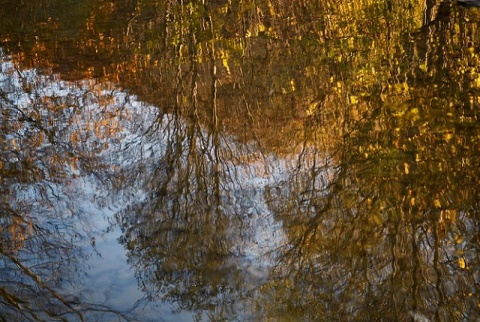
left=0, top=53, right=144, bottom=321
left=2, top=0, right=480, bottom=321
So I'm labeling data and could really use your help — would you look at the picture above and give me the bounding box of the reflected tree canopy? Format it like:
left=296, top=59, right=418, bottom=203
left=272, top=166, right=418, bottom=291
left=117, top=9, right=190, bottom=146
left=0, top=57, right=139, bottom=320
left=1, top=0, right=480, bottom=321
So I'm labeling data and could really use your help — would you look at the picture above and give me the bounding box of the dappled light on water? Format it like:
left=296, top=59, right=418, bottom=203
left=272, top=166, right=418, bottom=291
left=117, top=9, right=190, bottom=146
left=2, top=0, right=480, bottom=321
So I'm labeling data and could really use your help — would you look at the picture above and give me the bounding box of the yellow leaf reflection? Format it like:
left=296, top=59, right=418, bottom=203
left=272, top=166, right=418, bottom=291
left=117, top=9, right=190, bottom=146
left=458, top=257, right=466, bottom=269
left=404, top=162, right=409, bottom=174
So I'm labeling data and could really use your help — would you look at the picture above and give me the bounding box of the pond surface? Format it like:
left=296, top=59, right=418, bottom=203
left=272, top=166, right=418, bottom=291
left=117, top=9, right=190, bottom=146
left=1, top=0, right=480, bottom=321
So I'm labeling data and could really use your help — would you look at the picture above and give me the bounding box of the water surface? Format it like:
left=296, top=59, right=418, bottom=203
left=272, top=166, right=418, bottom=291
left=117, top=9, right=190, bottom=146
left=1, top=1, right=480, bottom=321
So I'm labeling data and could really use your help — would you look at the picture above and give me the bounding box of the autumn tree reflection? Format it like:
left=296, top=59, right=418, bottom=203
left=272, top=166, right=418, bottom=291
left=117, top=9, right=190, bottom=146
left=113, top=40, right=275, bottom=319
left=263, top=1, right=480, bottom=321
left=0, top=54, right=142, bottom=321
left=2, top=0, right=480, bottom=320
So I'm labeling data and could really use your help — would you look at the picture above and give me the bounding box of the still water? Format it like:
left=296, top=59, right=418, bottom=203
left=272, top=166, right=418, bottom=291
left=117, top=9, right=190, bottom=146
left=1, top=0, right=480, bottom=321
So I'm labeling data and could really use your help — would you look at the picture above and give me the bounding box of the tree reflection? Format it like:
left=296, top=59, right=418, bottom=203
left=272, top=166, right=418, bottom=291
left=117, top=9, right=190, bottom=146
left=263, top=1, right=480, bottom=320
left=0, top=53, right=140, bottom=321
left=113, top=50, right=277, bottom=319
left=2, top=0, right=480, bottom=321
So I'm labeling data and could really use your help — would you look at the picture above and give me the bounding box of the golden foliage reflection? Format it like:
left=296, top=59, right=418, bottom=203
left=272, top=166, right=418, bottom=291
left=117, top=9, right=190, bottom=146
left=2, top=0, right=480, bottom=320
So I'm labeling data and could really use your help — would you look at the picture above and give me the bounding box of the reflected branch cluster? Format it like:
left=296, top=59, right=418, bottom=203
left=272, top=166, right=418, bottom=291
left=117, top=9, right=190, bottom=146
left=1, top=0, right=480, bottom=321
